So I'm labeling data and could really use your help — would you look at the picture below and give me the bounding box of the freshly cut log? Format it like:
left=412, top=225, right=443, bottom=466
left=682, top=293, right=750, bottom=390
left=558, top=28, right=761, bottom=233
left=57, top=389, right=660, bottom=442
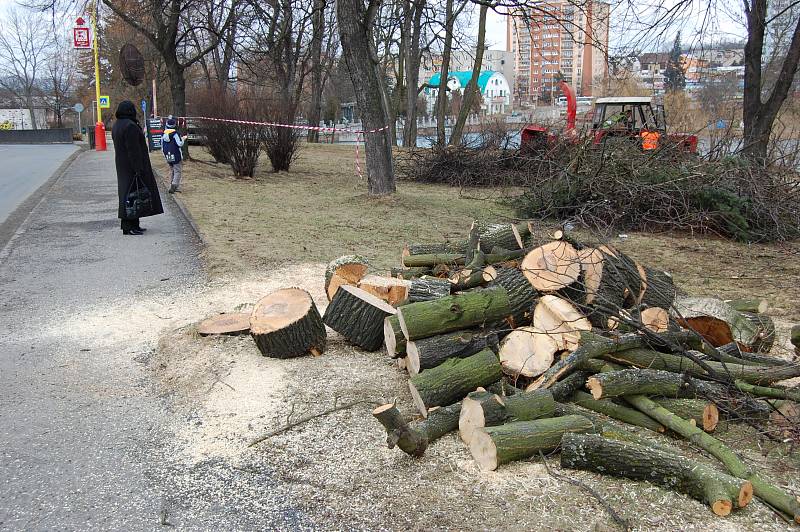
left=397, top=286, right=511, bottom=341
left=740, top=311, right=775, bottom=353
left=734, top=380, right=800, bottom=403
left=600, top=347, right=800, bottom=385
left=469, top=415, right=594, bottom=471
left=324, top=255, right=369, bottom=301
left=549, top=371, right=592, bottom=402
left=408, top=276, right=451, bottom=302
left=372, top=402, right=461, bottom=457
left=490, top=267, right=539, bottom=328
left=499, top=326, right=559, bottom=378
left=638, top=265, right=677, bottom=310
left=404, top=242, right=467, bottom=256
left=357, top=275, right=411, bottom=306
left=608, top=307, right=670, bottom=333
left=197, top=312, right=251, bottom=336
left=672, top=296, right=759, bottom=349
left=626, top=394, right=800, bottom=523
left=459, top=389, right=555, bottom=444
left=478, top=222, right=529, bottom=253
left=384, top=315, right=407, bottom=357
left=724, top=298, right=769, bottom=314
left=408, top=349, right=502, bottom=417
left=323, top=285, right=396, bottom=351
left=717, top=342, right=789, bottom=367
left=561, top=433, right=752, bottom=516
left=652, top=398, right=719, bottom=432
left=520, top=241, right=581, bottom=292
left=406, top=330, right=498, bottom=375
left=402, top=253, right=465, bottom=268
left=250, top=288, right=327, bottom=358
left=570, top=391, right=665, bottom=433
left=532, top=295, right=591, bottom=351
left=391, top=266, right=432, bottom=279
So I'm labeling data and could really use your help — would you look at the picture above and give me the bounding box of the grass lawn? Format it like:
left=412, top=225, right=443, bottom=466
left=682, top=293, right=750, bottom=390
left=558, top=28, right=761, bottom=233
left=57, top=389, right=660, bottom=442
left=153, top=142, right=800, bottom=321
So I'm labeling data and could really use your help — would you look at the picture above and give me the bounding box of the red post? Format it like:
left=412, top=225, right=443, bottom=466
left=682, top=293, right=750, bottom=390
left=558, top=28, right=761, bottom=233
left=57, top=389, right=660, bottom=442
left=95, top=121, right=107, bottom=151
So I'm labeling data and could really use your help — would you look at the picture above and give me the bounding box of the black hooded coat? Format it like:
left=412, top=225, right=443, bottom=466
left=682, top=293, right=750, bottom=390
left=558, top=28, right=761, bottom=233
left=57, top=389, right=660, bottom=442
left=111, top=100, right=164, bottom=219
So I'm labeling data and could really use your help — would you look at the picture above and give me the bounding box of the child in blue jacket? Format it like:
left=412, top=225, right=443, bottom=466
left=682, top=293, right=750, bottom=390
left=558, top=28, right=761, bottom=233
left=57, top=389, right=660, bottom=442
left=161, top=116, right=184, bottom=193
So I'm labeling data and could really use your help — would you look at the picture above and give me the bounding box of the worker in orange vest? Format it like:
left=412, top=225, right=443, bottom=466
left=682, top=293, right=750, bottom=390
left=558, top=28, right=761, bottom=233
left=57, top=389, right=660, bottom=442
left=641, top=130, right=660, bottom=150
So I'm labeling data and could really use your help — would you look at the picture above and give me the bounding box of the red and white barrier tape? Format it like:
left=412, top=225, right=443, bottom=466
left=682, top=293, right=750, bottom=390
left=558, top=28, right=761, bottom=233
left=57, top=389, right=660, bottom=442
left=179, top=116, right=388, bottom=179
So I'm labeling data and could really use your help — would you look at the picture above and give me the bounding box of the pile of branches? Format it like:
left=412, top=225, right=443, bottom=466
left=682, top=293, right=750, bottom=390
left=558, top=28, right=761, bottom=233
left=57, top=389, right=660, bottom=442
left=315, top=221, right=799, bottom=524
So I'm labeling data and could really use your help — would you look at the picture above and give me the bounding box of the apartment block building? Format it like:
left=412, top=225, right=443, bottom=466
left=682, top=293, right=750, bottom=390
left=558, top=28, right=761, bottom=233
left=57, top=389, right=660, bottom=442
left=507, top=0, right=609, bottom=103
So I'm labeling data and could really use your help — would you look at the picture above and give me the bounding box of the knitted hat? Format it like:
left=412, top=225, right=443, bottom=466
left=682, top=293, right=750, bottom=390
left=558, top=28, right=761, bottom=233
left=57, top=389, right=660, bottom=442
left=165, top=115, right=177, bottom=128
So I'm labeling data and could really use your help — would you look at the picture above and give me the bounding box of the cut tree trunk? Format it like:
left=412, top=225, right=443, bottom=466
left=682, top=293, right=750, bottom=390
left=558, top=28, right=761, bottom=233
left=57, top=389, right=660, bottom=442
left=499, top=326, right=560, bottom=378
left=357, top=274, right=411, bottom=306
left=740, top=311, right=775, bottom=353
left=490, top=266, right=539, bottom=328
left=250, top=288, right=327, bottom=358
left=652, top=398, right=719, bottom=432
left=408, top=276, right=451, bottom=302
left=561, top=433, right=752, bottom=516
left=404, top=242, right=467, bottom=256
left=550, top=371, right=591, bottom=402
left=673, top=296, right=759, bottom=349
left=325, top=255, right=369, bottom=301
left=197, top=313, right=251, bottom=336
left=717, top=342, right=789, bottom=367
left=520, top=241, right=581, bottom=292
left=638, top=265, right=677, bottom=310
left=625, top=394, right=800, bottom=523
left=608, top=307, right=670, bottom=334
left=402, top=253, right=465, bottom=268
left=408, top=349, right=502, bottom=417
left=397, top=286, right=511, bottom=341
left=532, top=295, right=592, bottom=352
left=725, top=298, right=768, bottom=314
left=323, top=285, right=397, bottom=351
left=791, top=325, right=800, bottom=350
left=478, top=223, right=529, bottom=253
left=384, top=314, right=407, bottom=357
left=392, top=266, right=432, bottom=279
left=469, top=414, right=594, bottom=471
left=372, top=402, right=461, bottom=457
left=570, top=391, right=665, bottom=433
left=459, top=388, right=555, bottom=445
left=406, top=330, right=498, bottom=375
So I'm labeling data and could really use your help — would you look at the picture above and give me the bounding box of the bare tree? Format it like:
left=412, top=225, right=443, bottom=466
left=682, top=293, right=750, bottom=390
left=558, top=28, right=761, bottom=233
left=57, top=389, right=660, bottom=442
left=450, top=2, right=487, bottom=145
left=307, top=0, right=337, bottom=142
left=0, top=8, right=53, bottom=129
left=400, top=0, right=426, bottom=147
left=42, top=31, right=77, bottom=128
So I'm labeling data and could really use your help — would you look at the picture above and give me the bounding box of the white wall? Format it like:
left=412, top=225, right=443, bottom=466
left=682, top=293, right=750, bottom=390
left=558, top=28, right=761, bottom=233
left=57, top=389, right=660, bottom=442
left=0, top=108, right=48, bottom=129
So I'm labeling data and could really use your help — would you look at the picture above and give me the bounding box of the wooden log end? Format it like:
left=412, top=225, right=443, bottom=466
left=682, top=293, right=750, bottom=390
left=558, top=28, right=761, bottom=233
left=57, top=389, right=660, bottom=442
left=586, top=377, right=602, bottom=400
left=738, top=481, right=754, bottom=508
left=520, top=241, right=581, bottom=292
left=372, top=403, right=395, bottom=417
left=197, top=312, right=251, bottom=336
left=703, top=403, right=720, bottom=432
left=408, top=381, right=429, bottom=418
left=468, top=429, right=498, bottom=471
left=458, top=395, right=486, bottom=445
left=482, top=266, right=498, bottom=283
left=384, top=317, right=398, bottom=355
left=499, top=326, right=558, bottom=378
left=250, top=288, right=326, bottom=358
left=712, top=499, right=733, bottom=517
left=326, top=256, right=369, bottom=301
left=406, top=341, right=421, bottom=376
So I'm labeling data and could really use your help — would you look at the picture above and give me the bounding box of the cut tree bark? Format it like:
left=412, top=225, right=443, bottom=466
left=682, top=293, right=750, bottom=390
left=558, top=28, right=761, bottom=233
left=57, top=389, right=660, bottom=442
left=459, top=389, right=555, bottom=445
left=469, top=414, right=594, bottom=471
left=490, top=266, right=539, bottom=328
left=197, top=313, right=251, bottom=336
left=392, top=266, right=432, bottom=279
left=652, top=398, right=719, bottom=432
left=357, top=275, right=411, bottom=306
left=638, top=265, right=677, bottom=310
left=404, top=242, right=467, bottom=256
left=717, top=342, right=789, bottom=367
left=406, top=330, right=498, bottom=375
left=570, top=391, right=665, bottom=433
left=402, top=253, right=465, bottom=268
left=673, top=296, right=759, bottom=349
left=625, top=394, right=800, bottom=523
left=740, top=311, right=775, bottom=353
left=397, top=286, right=511, bottom=341
left=734, top=380, right=800, bottom=403
left=724, top=298, right=769, bottom=314
left=372, top=402, right=462, bottom=457
left=561, top=433, right=753, bottom=516
left=550, top=371, right=592, bottom=402
left=325, top=255, right=369, bottom=301
left=601, top=347, right=800, bottom=385
left=250, top=288, right=327, bottom=358
left=408, top=349, right=502, bottom=417
left=499, top=326, right=560, bottom=378
left=478, top=222, right=529, bottom=253
left=532, top=295, right=592, bottom=352
left=520, top=241, right=581, bottom=292
left=408, top=276, right=451, bottom=302
left=608, top=307, right=671, bottom=333
left=384, top=314, right=407, bottom=358
left=323, top=285, right=397, bottom=351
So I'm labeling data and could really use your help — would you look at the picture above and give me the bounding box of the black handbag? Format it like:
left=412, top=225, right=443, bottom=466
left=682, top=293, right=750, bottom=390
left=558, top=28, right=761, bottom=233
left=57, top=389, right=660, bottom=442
left=125, top=174, right=153, bottom=218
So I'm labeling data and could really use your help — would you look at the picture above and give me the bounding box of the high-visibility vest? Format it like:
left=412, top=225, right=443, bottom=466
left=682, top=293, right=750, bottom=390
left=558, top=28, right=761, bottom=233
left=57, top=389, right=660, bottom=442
left=641, top=131, right=660, bottom=150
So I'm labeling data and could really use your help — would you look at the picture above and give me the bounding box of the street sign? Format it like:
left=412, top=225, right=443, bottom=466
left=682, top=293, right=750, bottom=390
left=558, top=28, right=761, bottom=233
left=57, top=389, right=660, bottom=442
left=73, top=18, right=91, bottom=49
left=147, top=117, right=164, bottom=151
left=141, top=99, right=147, bottom=117
left=73, top=103, right=84, bottom=113
left=98, top=96, right=110, bottom=109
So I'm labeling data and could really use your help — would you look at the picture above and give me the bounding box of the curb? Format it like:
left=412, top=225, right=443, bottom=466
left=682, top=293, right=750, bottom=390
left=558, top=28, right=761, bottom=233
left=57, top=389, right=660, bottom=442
left=0, top=144, right=87, bottom=262
left=154, top=164, right=207, bottom=247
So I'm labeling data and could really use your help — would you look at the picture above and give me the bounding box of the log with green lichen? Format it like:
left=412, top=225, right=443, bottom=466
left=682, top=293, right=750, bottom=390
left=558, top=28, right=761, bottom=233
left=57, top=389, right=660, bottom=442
left=406, top=330, right=498, bottom=375
left=372, top=402, right=462, bottom=457
left=459, top=389, right=555, bottom=444
left=570, top=391, right=665, bottom=433
left=651, top=398, right=719, bottom=432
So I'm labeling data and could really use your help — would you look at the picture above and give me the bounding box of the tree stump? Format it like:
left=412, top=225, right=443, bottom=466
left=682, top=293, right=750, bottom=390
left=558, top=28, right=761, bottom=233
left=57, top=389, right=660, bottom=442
left=197, top=312, right=251, bottom=336
left=325, top=255, right=369, bottom=301
left=250, top=288, right=327, bottom=358
left=323, top=285, right=396, bottom=351
left=520, top=241, right=581, bottom=292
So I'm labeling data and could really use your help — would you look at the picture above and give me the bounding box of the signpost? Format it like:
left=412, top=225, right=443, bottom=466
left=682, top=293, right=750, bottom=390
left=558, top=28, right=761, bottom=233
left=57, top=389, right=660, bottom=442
left=73, top=18, right=91, bottom=49
left=98, top=95, right=110, bottom=109
left=89, top=5, right=106, bottom=151
left=72, top=103, right=84, bottom=137
left=147, top=118, right=164, bottom=151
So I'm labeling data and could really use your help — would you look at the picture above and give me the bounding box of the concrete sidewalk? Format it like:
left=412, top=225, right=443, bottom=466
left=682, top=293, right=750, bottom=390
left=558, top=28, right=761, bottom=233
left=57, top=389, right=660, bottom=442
left=0, top=149, right=304, bottom=529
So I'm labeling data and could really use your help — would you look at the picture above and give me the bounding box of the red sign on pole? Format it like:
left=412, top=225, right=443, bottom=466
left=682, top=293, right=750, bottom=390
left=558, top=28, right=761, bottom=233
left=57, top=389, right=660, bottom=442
left=73, top=23, right=90, bottom=49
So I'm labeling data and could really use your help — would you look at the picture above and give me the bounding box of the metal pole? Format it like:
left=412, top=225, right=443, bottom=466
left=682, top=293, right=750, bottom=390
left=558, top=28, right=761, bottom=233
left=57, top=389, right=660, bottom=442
left=152, top=78, right=158, bottom=116
left=91, top=0, right=106, bottom=150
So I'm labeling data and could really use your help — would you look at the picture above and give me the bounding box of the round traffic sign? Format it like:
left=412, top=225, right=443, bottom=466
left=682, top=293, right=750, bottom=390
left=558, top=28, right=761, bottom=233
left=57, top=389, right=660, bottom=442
left=73, top=103, right=85, bottom=113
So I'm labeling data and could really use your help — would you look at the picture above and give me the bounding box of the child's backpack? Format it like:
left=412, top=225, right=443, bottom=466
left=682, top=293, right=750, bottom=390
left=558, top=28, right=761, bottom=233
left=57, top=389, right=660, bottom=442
left=163, top=132, right=183, bottom=165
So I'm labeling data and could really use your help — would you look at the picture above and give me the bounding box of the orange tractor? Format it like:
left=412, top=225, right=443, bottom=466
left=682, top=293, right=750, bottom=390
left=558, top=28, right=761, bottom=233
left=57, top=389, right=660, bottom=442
left=521, top=81, right=698, bottom=153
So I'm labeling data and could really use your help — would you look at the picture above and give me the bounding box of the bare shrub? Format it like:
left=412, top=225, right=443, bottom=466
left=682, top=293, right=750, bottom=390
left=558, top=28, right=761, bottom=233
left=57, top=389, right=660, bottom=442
left=263, top=125, right=301, bottom=172
left=192, top=88, right=232, bottom=165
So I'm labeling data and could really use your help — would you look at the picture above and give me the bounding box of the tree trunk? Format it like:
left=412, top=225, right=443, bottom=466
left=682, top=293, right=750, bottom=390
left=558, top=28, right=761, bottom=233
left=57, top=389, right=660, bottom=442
left=406, top=330, right=498, bottom=375
left=449, top=3, right=487, bottom=145
left=401, top=0, right=425, bottom=147
left=337, top=0, right=396, bottom=195
left=397, top=286, right=511, bottom=340
left=459, top=388, right=555, bottom=444
left=323, top=286, right=397, bottom=351
left=372, top=402, right=461, bottom=457
left=469, top=415, right=594, bottom=471
left=570, top=391, right=666, bottom=433
left=673, top=296, right=760, bottom=349
left=521, top=241, right=581, bottom=292
left=307, top=0, right=326, bottom=143
left=25, top=94, right=38, bottom=130
left=490, top=267, right=539, bottom=328
left=435, top=0, right=455, bottom=145
left=651, top=398, right=719, bottom=432
left=561, top=433, right=753, bottom=516
left=408, top=277, right=452, bottom=302
left=250, top=288, right=327, bottom=358
left=408, top=349, right=502, bottom=416
left=724, top=298, right=768, bottom=314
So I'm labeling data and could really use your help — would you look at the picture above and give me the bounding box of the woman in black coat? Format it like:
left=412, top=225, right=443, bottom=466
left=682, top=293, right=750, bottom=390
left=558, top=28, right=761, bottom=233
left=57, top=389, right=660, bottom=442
left=112, top=100, right=164, bottom=235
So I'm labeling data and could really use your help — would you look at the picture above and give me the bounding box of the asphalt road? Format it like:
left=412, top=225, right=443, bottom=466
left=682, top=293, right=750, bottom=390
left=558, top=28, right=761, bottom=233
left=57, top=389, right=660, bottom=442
left=0, top=144, right=78, bottom=225
left=0, top=149, right=307, bottom=530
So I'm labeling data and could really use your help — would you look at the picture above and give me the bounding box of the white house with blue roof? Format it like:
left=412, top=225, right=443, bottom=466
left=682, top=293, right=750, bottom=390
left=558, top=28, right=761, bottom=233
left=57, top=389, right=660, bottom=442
left=425, top=70, right=511, bottom=116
